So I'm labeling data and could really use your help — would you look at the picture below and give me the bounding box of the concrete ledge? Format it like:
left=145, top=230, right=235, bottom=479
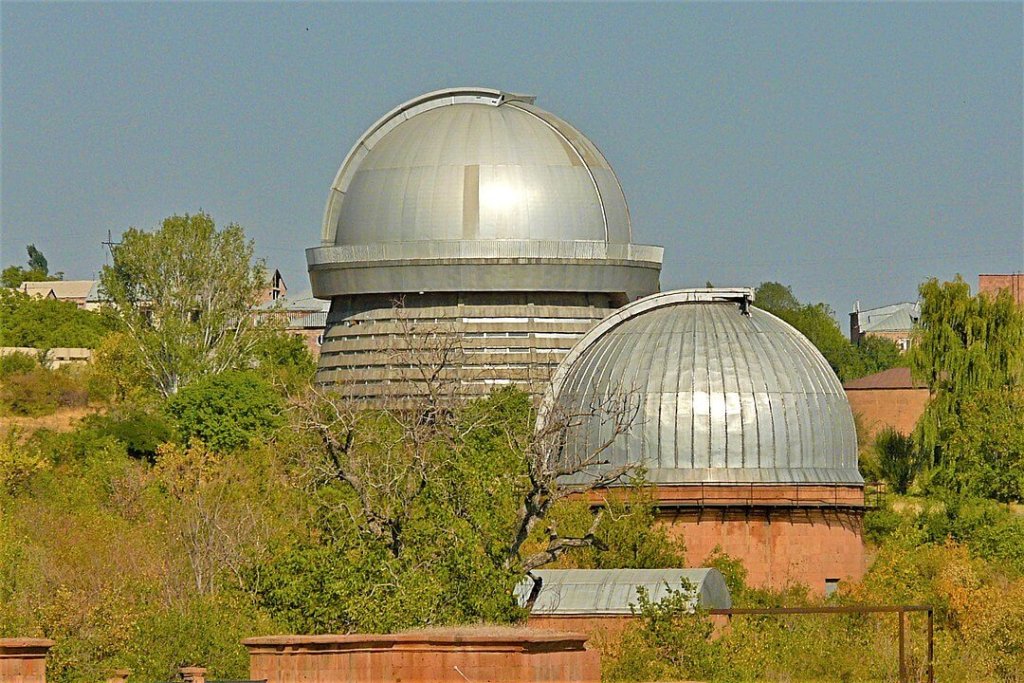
left=0, top=638, right=55, bottom=683
left=244, top=627, right=600, bottom=682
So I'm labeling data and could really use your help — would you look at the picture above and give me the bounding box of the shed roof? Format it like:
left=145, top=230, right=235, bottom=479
left=516, top=568, right=731, bottom=616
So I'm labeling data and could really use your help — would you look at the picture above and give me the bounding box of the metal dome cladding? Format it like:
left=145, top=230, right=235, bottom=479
left=541, top=289, right=862, bottom=486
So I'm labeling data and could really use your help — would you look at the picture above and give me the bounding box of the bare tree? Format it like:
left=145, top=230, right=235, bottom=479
left=293, top=299, right=642, bottom=573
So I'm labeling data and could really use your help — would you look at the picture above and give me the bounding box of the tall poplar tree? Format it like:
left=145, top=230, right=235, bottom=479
left=100, top=213, right=268, bottom=397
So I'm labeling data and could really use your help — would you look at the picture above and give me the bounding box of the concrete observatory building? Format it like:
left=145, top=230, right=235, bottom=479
left=307, top=88, right=663, bottom=401
left=542, top=289, right=865, bottom=592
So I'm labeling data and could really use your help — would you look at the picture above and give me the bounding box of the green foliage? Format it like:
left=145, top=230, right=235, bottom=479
left=26, top=244, right=48, bottom=274
left=0, top=351, right=38, bottom=377
left=0, top=289, right=115, bottom=349
left=0, top=244, right=60, bottom=288
left=605, top=582, right=721, bottom=682
left=874, top=427, right=919, bottom=494
left=167, top=370, right=283, bottom=452
left=0, top=425, right=301, bottom=683
left=257, top=388, right=533, bottom=633
left=82, top=409, right=176, bottom=460
left=253, top=331, right=317, bottom=395
left=0, top=365, right=93, bottom=416
left=910, top=277, right=1024, bottom=500
left=754, top=281, right=903, bottom=382
left=100, top=213, right=269, bottom=396
left=542, top=488, right=687, bottom=570
left=0, top=429, right=48, bottom=494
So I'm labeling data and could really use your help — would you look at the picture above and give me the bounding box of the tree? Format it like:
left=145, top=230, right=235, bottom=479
left=754, top=281, right=903, bottom=382
left=910, top=276, right=1024, bottom=498
left=1, top=245, right=62, bottom=288
left=167, top=370, right=284, bottom=452
left=26, top=244, right=48, bottom=274
left=874, top=428, right=918, bottom=494
left=0, top=289, right=114, bottom=348
left=99, top=213, right=268, bottom=397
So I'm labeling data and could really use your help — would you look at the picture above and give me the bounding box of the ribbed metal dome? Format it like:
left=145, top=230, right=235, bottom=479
left=542, top=289, right=862, bottom=486
left=320, top=87, right=631, bottom=246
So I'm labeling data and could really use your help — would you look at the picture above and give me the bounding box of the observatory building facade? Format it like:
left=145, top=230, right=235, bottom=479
left=307, top=88, right=663, bottom=401
left=542, top=289, right=866, bottom=592
left=307, top=87, right=864, bottom=592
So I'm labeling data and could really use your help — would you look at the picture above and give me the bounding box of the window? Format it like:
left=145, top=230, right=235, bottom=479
left=825, top=578, right=840, bottom=598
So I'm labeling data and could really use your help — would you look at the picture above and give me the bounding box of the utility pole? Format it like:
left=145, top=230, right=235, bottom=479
left=101, top=230, right=121, bottom=265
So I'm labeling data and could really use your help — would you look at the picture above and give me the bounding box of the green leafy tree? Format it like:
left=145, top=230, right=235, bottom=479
left=0, top=245, right=61, bottom=288
left=26, top=244, right=48, bottom=274
left=100, top=213, right=268, bottom=397
left=755, top=281, right=903, bottom=382
left=874, top=427, right=918, bottom=494
left=910, top=276, right=1024, bottom=499
left=167, top=370, right=283, bottom=452
left=0, top=289, right=113, bottom=348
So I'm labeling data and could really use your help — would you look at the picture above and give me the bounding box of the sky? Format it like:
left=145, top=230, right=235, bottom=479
left=2, top=2, right=1021, bottom=318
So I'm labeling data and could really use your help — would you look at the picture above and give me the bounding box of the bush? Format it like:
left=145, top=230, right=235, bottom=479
left=83, top=410, right=175, bottom=460
left=0, top=352, right=38, bottom=378
left=875, top=428, right=918, bottom=494
left=167, top=371, right=283, bottom=451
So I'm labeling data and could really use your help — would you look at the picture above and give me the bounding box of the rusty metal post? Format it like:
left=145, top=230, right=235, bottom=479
left=898, top=608, right=906, bottom=683
left=927, top=608, right=934, bottom=683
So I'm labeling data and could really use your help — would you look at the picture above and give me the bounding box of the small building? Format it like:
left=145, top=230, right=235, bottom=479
left=517, top=568, right=730, bottom=644
left=259, top=289, right=330, bottom=357
left=19, top=280, right=103, bottom=310
left=843, top=367, right=929, bottom=443
left=979, top=273, right=1024, bottom=306
left=849, top=301, right=919, bottom=351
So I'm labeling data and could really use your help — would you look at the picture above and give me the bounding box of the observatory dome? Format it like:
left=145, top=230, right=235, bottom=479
left=543, top=289, right=862, bottom=486
left=320, top=88, right=631, bottom=246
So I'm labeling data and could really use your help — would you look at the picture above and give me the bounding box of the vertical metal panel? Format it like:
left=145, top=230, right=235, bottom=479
left=550, top=293, right=862, bottom=485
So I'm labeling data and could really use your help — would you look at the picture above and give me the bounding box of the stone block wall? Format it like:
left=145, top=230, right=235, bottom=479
left=244, top=628, right=600, bottom=683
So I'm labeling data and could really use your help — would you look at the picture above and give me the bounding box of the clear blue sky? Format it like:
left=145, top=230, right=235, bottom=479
left=2, top=2, right=1021, bottom=316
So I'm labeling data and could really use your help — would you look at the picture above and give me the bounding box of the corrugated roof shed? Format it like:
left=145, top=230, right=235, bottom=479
left=516, top=568, right=731, bottom=616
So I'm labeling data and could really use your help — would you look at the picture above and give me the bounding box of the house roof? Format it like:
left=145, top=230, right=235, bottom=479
left=855, top=302, right=919, bottom=334
left=20, top=280, right=97, bottom=301
left=843, top=366, right=927, bottom=390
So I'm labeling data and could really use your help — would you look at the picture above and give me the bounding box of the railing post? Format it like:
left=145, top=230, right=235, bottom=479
left=927, top=608, right=934, bottom=683
left=898, top=608, right=906, bottom=683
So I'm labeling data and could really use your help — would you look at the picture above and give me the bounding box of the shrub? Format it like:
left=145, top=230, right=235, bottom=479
left=875, top=428, right=918, bottom=494
left=83, top=410, right=175, bottom=460
left=166, top=371, right=283, bottom=451
left=0, top=352, right=38, bottom=378
left=0, top=368, right=62, bottom=416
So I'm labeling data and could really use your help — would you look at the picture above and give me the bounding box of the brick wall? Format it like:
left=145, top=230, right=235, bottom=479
left=244, top=628, right=600, bottom=683
left=979, top=274, right=1024, bottom=306
left=847, top=387, right=930, bottom=442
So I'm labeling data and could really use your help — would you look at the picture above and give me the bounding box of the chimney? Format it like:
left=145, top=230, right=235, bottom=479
left=179, top=667, right=207, bottom=683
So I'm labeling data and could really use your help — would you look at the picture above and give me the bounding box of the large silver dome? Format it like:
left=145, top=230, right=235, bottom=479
left=542, top=289, right=862, bottom=486
left=307, top=88, right=662, bottom=301
left=320, top=88, right=631, bottom=246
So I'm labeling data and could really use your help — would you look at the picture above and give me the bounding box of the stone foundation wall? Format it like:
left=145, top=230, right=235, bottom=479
left=244, top=628, right=600, bottom=683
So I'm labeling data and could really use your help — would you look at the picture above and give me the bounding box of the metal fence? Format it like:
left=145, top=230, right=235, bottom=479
left=707, top=605, right=934, bottom=683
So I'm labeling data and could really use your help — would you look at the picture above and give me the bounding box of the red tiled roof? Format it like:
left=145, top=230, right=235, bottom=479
left=843, top=366, right=928, bottom=390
